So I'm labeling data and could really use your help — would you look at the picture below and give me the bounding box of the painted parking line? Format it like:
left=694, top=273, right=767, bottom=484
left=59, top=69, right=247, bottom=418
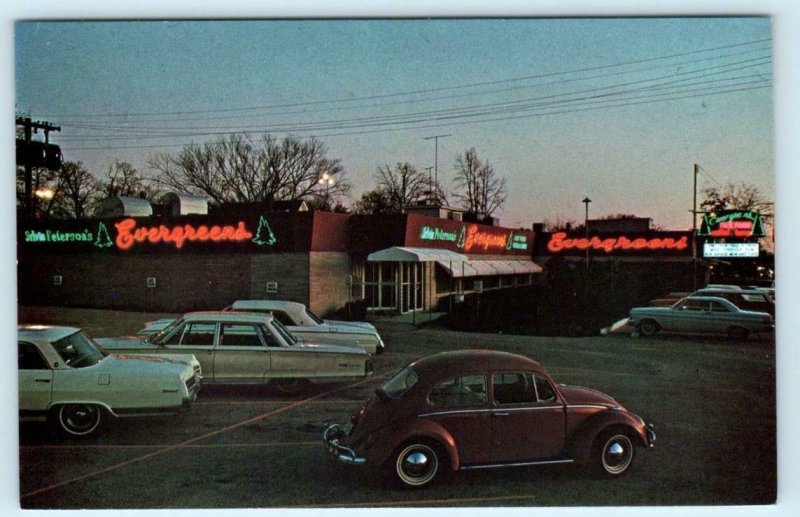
left=299, top=494, right=540, bottom=507
left=20, top=373, right=389, bottom=500
left=20, top=442, right=318, bottom=450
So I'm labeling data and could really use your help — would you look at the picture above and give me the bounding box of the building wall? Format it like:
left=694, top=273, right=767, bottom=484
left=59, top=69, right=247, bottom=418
left=249, top=253, right=310, bottom=306
left=21, top=253, right=252, bottom=312
left=308, top=251, right=352, bottom=316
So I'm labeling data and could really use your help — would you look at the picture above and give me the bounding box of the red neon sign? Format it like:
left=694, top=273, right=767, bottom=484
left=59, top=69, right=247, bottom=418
left=115, top=218, right=254, bottom=250
left=547, top=232, right=688, bottom=253
left=463, top=225, right=508, bottom=251
left=710, top=221, right=753, bottom=238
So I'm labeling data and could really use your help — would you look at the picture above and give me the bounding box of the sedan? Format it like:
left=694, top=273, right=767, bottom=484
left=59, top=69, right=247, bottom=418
left=628, top=296, right=774, bottom=340
left=97, top=311, right=373, bottom=393
left=137, top=300, right=385, bottom=355
left=324, top=350, right=655, bottom=488
left=19, top=325, right=201, bottom=437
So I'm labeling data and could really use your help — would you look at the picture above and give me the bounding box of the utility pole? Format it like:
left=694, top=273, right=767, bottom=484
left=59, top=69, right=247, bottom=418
left=423, top=134, right=450, bottom=192
left=16, top=117, right=61, bottom=220
left=692, top=163, right=700, bottom=290
left=423, top=166, right=434, bottom=204
left=582, top=197, right=592, bottom=269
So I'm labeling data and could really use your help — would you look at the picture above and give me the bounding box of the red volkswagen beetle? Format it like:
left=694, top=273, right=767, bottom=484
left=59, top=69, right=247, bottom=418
left=324, top=350, right=655, bottom=488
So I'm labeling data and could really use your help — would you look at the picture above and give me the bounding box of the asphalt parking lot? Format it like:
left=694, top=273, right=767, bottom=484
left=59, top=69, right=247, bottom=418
left=17, top=306, right=776, bottom=509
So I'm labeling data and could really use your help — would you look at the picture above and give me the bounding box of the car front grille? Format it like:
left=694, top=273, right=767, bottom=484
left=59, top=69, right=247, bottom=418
left=185, top=374, right=200, bottom=395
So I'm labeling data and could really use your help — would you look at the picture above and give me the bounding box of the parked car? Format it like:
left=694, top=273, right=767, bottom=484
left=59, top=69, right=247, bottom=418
left=97, top=311, right=373, bottom=393
left=691, top=288, right=775, bottom=316
left=629, top=296, right=774, bottom=340
left=648, top=291, right=690, bottom=307
left=19, top=325, right=201, bottom=437
left=136, top=300, right=385, bottom=355
left=324, top=350, right=655, bottom=488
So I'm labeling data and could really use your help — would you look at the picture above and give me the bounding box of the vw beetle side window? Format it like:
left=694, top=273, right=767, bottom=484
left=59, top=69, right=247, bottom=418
left=492, top=373, right=536, bottom=404
left=534, top=375, right=556, bottom=402
left=427, top=374, right=487, bottom=407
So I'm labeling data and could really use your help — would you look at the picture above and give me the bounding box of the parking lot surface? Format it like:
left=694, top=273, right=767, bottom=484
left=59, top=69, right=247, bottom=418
left=17, top=306, right=776, bottom=509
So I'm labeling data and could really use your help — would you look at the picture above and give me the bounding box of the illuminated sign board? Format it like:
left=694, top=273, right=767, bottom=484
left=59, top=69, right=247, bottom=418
left=21, top=216, right=278, bottom=252
left=703, top=242, right=760, bottom=258
left=547, top=232, right=689, bottom=253
left=699, top=211, right=766, bottom=238
left=417, top=224, right=529, bottom=253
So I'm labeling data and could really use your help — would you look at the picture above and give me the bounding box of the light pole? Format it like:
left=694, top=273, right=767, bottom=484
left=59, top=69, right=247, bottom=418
left=424, top=134, right=450, bottom=194
left=318, top=172, right=334, bottom=210
left=582, top=197, right=592, bottom=268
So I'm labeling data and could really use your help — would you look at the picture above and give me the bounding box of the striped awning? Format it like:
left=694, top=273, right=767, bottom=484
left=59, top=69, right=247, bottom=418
left=367, top=246, right=468, bottom=263
left=436, top=259, right=543, bottom=278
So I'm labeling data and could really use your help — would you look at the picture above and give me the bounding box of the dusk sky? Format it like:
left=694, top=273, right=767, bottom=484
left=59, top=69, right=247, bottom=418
left=13, top=15, right=775, bottom=230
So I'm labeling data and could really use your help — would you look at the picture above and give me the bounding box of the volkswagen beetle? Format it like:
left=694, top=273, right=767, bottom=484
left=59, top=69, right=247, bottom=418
left=324, top=350, right=655, bottom=488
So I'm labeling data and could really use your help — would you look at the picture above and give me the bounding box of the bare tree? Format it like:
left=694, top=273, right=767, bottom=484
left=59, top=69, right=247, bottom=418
left=102, top=160, right=158, bottom=200
left=148, top=134, right=350, bottom=206
left=452, top=148, right=506, bottom=217
left=351, top=188, right=395, bottom=215
left=701, top=182, right=773, bottom=217
left=55, top=161, right=102, bottom=218
left=374, top=162, right=429, bottom=212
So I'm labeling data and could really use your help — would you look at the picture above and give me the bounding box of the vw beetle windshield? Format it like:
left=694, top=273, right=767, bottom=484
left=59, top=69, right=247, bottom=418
left=381, top=367, right=418, bottom=398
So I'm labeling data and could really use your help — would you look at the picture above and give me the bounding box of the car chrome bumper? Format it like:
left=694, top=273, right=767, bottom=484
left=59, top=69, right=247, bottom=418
left=323, top=424, right=366, bottom=465
left=646, top=423, right=656, bottom=447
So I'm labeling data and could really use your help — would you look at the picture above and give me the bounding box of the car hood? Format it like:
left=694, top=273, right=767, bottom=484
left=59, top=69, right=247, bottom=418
left=323, top=320, right=377, bottom=332
left=559, top=384, right=619, bottom=407
left=95, top=336, right=158, bottom=350
left=100, top=354, right=194, bottom=374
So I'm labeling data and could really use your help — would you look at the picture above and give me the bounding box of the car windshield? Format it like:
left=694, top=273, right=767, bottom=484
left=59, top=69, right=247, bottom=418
left=380, top=367, right=418, bottom=398
left=271, top=319, right=298, bottom=346
left=53, top=330, right=106, bottom=368
left=148, top=317, right=184, bottom=344
left=304, top=308, right=324, bottom=325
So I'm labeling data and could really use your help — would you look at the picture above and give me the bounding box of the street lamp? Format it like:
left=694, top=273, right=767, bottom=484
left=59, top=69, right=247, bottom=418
left=582, top=197, right=592, bottom=268
left=318, top=172, right=334, bottom=210
left=35, top=188, right=54, bottom=200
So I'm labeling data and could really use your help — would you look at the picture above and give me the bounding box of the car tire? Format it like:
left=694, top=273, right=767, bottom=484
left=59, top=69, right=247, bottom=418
left=727, top=326, right=749, bottom=341
left=393, top=442, right=441, bottom=488
left=638, top=319, right=660, bottom=337
left=273, top=378, right=309, bottom=395
left=56, top=403, right=103, bottom=437
left=594, top=430, right=635, bottom=477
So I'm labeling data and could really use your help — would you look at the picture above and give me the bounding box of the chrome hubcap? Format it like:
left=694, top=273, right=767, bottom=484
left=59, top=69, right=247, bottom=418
left=603, top=436, right=632, bottom=474
left=397, top=444, right=438, bottom=486
left=403, top=452, right=431, bottom=477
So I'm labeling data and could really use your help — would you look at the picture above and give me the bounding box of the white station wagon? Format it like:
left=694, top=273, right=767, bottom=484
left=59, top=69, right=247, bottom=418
left=19, top=325, right=201, bottom=437
left=137, top=300, right=385, bottom=355
left=98, top=311, right=373, bottom=393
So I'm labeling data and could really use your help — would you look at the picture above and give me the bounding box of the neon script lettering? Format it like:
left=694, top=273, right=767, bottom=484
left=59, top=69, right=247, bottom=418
left=463, top=225, right=508, bottom=251
left=115, top=218, right=254, bottom=250
left=547, top=232, right=688, bottom=253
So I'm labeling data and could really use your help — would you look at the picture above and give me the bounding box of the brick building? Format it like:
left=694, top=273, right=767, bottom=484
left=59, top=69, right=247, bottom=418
left=17, top=203, right=539, bottom=316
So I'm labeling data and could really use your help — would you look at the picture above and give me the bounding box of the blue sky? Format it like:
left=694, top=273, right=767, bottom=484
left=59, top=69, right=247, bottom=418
left=13, top=16, right=775, bottom=230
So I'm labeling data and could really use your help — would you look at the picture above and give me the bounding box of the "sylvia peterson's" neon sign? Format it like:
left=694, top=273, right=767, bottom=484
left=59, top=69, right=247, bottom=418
left=115, top=218, right=254, bottom=250
left=547, top=232, right=689, bottom=253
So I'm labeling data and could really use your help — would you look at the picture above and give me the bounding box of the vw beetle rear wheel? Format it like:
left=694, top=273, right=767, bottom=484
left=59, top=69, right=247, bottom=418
left=57, top=404, right=103, bottom=437
left=394, top=443, right=440, bottom=488
left=597, top=431, right=635, bottom=476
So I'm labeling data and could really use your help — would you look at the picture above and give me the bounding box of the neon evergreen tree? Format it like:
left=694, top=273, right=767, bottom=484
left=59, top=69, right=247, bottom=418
left=94, top=222, right=113, bottom=248
left=252, top=216, right=277, bottom=246
left=456, top=225, right=466, bottom=249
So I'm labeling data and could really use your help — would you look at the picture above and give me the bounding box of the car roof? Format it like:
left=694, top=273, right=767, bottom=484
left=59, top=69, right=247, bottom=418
left=18, top=325, right=81, bottom=342
left=407, top=350, right=546, bottom=378
left=683, top=296, right=737, bottom=304
left=180, top=311, right=275, bottom=323
left=231, top=300, right=304, bottom=311
left=696, top=288, right=771, bottom=298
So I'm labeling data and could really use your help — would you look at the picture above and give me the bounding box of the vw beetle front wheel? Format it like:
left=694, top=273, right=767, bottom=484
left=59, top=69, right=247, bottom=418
left=596, top=431, right=635, bottom=476
left=394, top=442, right=440, bottom=488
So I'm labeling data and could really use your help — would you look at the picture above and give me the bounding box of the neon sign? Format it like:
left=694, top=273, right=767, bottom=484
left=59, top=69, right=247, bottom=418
left=115, top=218, right=254, bottom=250
left=704, top=242, right=759, bottom=258
left=699, top=211, right=765, bottom=238
left=462, top=225, right=508, bottom=251
left=547, top=232, right=689, bottom=253
left=506, top=232, right=529, bottom=251
left=419, top=226, right=458, bottom=243
left=24, top=228, right=94, bottom=244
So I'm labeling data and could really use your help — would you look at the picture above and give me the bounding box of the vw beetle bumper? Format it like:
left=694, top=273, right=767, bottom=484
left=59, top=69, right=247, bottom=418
left=323, top=424, right=366, bottom=465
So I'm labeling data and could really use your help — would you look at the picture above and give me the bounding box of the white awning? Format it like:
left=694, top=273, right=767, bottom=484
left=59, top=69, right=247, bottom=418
left=368, top=246, right=468, bottom=263
left=436, top=259, right=543, bottom=278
